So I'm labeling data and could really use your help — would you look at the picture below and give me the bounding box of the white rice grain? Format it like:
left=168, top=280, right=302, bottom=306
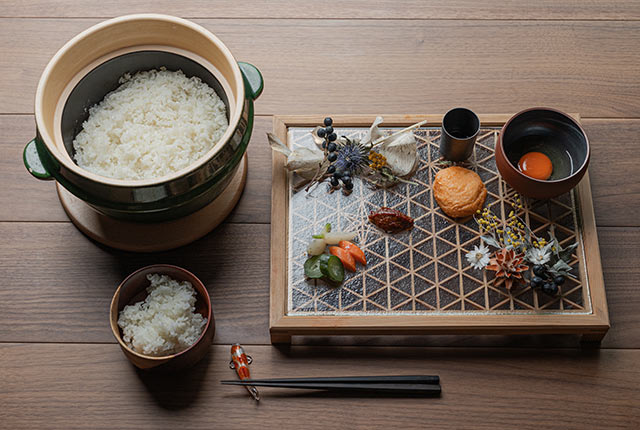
left=73, top=68, right=228, bottom=180
left=117, top=273, right=207, bottom=357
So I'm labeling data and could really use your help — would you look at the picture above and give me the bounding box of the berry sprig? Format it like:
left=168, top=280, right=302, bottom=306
left=530, top=264, right=565, bottom=296
left=318, top=117, right=354, bottom=192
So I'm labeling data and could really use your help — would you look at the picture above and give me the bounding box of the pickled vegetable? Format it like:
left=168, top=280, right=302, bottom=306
left=304, top=255, right=324, bottom=279
left=338, top=241, right=367, bottom=265
left=307, top=238, right=326, bottom=255
left=319, top=254, right=345, bottom=282
left=329, top=246, right=356, bottom=272
left=324, top=231, right=357, bottom=245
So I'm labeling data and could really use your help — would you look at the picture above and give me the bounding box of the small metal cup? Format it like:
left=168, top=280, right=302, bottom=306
left=439, top=107, right=480, bottom=161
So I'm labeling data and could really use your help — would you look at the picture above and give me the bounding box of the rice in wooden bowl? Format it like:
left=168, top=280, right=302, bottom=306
left=109, top=264, right=214, bottom=371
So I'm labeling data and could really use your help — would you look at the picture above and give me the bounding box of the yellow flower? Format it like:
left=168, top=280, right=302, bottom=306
left=368, top=152, right=387, bottom=170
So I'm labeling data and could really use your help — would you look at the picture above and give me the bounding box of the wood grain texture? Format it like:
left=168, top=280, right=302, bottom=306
left=269, top=116, right=288, bottom=332
left=2, top=115, right=639, bottom=226
left=581, top=119, right=640, bottom=226
left=2, top=4, right=640, bottom=428
left=2, top=1, right=639, bottom=20
left=1, top=19, right=639, bottom=117
left=596, top=227, right=640, bottom=349
left=1, top=343, right=639, bottom=430
left=0, top=222, right=270, bottom=345
left=0, top=222, right=636, bottom=348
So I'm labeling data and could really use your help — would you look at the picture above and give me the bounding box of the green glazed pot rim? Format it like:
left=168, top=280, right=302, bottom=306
left=35, top=14, right=247, bottom=188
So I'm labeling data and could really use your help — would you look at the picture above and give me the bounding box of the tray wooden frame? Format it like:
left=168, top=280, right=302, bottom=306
left=270, top=114, right=609, bottom=344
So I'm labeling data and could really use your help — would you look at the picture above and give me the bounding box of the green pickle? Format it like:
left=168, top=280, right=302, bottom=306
left=318, top=254, right=332, bottom=277
left=303, top=255, right=323, bottom=279
left=320, top=255, right=344, bottom=283
left=305, top=253, right=344, bottom=283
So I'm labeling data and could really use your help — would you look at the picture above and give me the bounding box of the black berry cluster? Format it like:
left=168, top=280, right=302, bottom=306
left=530, top=265, right=565, bottom=296
left=319, top=117, right=353, bottom=191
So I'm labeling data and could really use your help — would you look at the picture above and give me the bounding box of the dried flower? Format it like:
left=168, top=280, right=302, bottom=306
left=466, top=244, right=491, bottom=270
left=334, top=137, right=369, bottom=176
left=365, top=116, right=420, bottom=177
left=526, top=243, right=552, bottom=265
left=368, top=151, right=387, bottom=170
left=474, top=193, right=549, bottom=256
left=282, top=116, right=423, bottom=194
left=486, top=248, right=529, bottom=290
left=267, top=132, right=324, bottom=179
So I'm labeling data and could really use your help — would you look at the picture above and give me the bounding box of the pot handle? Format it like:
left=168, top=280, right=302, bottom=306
left=23, top=138, right=53, bottom=180
left=238, top=62, right=264, bottom=100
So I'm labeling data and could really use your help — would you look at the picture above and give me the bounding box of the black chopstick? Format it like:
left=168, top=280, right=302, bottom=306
left=221, top=381, right=441, bottom=396
left=228, top=375, right=439, bottom=385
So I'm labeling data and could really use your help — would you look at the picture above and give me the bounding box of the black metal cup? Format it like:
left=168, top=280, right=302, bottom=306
left=439, top=107, right=480, bottom=161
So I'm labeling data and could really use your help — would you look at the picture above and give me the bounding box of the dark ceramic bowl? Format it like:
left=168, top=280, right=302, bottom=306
left=109, top=264, right=214, bottom=371
left=496, top=108, right=589, bottom=199
left=23, top=14, right=263, bottom=222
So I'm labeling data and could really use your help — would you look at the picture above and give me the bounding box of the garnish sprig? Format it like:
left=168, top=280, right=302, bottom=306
left=474, top=193, right=579, bottom=294
left=474, top=194, right=543, bottom=254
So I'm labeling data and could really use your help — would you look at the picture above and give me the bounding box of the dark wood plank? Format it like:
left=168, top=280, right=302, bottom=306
left=226, top=118, right=272, bottom=224
left=2, top=1, right=639, bottom=19
left=582, top=120, right=640, bottom=227
left=2, top=6, right=639, bottom=429
left=0, top=222, right=637, bottom=348
left=1, top=19, right=639, bottom=117
left=596, top=227, right=640, bottom=348
left=1, top=343, right=639, bottom=429
left=0, top=115, right=66, bottom=221
left=3, top=115, right=639, bottom=227
left=0, top=222, right=270, bottom=345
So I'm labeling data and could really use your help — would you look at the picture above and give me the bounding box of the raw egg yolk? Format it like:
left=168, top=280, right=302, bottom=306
left=518, top=152, right=553, bottom=180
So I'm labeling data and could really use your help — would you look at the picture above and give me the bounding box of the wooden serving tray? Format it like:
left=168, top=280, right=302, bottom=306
left=269, top=115, right=609, bottom=344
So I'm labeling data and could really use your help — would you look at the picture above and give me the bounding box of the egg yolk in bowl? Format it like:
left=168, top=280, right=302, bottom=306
left=518, top=152, right=553, bottom=180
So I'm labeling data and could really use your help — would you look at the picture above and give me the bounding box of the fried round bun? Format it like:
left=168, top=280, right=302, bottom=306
left=433, top=166, right=487, bottom=218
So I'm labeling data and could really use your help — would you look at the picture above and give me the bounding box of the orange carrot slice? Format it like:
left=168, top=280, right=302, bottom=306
left=329, top=246, right=356, bottom=272
left=338, top=241, right=367, bottom=266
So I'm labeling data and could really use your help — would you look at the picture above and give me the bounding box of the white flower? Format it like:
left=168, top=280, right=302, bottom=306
left=466, top=244, right=491, bottom=270
left=526, top=243, right=552, bottom=265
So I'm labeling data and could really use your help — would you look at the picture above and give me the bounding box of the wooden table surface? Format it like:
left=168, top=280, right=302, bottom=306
left=1, top=2, right=639, bottom=429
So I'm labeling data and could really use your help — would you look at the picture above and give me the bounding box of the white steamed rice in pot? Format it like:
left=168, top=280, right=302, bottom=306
left=117, top=273, right=207, bottom=357
left=72, top=68, right=228, bottom=180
